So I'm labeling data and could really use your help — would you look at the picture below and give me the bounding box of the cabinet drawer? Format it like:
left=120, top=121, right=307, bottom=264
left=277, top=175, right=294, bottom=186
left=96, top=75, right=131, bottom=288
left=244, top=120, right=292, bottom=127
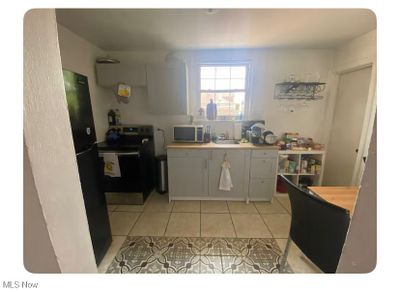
left=167, top=149, right=209, bottom=158
left=249, top=178, right=275, bottom=201
left=250, top=158, right=277, bottom=178
left=251, top=150, right=278, bottom=158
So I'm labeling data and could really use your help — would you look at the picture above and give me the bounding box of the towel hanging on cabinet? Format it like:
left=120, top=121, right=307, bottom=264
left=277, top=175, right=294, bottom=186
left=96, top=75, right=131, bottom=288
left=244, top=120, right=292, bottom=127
left=219, top=154, right=233, bottom=191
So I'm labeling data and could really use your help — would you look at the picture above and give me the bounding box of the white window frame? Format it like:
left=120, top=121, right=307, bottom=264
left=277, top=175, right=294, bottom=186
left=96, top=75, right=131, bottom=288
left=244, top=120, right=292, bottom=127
left=198, top=62, right=251, bottom=121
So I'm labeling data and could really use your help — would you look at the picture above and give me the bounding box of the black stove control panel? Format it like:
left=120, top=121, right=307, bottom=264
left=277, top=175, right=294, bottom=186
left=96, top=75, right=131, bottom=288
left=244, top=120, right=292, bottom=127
left=109, top=125, right=154, bottom=136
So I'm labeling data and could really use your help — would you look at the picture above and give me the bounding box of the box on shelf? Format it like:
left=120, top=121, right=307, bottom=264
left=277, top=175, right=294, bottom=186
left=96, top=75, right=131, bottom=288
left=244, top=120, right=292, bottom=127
left=288, top=160, right=297, bottom=173
left=300, top=156, right=321, bottom=174
left=278, top=154, right=289, bottom=172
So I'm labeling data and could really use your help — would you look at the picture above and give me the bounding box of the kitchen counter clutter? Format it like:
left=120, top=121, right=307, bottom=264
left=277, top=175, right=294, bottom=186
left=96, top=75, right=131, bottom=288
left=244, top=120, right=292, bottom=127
left=167, top=142, right=280, bottom=150
left=167, top=142, right=279, bottom=202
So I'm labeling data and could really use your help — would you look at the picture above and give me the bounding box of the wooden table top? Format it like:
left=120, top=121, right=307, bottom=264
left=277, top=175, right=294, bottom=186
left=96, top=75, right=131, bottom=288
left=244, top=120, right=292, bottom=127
left=308, top=186, right=359, bottom=217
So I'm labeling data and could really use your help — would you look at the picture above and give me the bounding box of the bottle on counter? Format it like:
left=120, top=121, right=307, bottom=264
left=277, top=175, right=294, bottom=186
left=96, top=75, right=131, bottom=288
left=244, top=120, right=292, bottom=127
left=206, top=99, right=217, bottom=120
left=108, top=109, right=116, bottom=126
left=115, top=109, right=121, bottom=125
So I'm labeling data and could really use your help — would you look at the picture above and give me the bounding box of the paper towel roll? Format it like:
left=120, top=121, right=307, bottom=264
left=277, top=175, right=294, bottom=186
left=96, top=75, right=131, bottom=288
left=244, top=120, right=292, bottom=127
left=234, top=123, right=242, bottom=140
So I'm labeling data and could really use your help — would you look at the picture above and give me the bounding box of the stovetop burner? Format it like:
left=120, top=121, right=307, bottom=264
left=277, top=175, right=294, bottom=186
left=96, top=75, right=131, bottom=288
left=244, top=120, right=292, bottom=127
left=99, top=124, right=154, bottom=151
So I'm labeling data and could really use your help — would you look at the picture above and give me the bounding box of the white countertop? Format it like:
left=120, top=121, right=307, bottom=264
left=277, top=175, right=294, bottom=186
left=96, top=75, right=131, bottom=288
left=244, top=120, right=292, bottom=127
left=167, top=142, right=280, bottom=150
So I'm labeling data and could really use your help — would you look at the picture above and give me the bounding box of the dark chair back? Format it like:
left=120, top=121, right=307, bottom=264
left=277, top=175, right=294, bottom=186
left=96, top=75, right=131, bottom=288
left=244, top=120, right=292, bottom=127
left=280, top=175, right=351, bottom=273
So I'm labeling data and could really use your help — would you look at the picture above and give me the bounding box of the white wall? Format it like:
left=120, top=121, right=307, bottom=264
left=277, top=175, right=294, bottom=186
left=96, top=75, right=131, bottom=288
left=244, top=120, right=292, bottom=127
left=178, top=49, right=335, bottom=141
left=334, top=29, right=377, bottom=72
left=101, top=48, right=335, bottom=154
left=24, top=9, right=97, bottom=273
left=57, top=24, right=111, bottom=141
left=24, top=141, right=60, bottom=273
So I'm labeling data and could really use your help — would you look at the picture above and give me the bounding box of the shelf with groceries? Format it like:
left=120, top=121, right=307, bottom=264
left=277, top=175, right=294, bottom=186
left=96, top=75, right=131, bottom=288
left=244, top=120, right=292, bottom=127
left=276, top=141, right=325, bottom=191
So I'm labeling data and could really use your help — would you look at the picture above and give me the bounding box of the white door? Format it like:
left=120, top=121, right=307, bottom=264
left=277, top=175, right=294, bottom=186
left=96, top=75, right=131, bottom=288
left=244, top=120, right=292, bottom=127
left=324, top=66, right=372, bottom=186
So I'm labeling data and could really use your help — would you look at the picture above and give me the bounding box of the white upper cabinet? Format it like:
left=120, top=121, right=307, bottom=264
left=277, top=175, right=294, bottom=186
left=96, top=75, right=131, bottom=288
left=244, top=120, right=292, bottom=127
left=95, top=63, right=147, bottom=87
left=146, top=62, right=188, bottom=115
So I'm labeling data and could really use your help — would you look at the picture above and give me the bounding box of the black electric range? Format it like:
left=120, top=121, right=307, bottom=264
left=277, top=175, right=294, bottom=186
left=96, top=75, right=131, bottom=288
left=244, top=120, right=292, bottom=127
left=97, top=125, right=155, bottom=204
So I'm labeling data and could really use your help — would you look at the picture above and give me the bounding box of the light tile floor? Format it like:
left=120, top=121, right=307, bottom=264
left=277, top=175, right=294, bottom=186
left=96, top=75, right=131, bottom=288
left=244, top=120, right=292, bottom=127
left=99, top=191, right=321, bottom=273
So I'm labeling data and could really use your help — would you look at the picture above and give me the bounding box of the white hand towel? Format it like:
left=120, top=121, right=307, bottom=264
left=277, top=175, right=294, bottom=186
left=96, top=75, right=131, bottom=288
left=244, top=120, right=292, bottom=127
left=103, top=153, right=121, bottom=177
left=219, top=159, right=233, bottom=191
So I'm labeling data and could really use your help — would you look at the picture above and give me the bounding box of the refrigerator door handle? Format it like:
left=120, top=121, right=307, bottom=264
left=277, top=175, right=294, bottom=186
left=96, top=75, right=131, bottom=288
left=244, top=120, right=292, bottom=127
left=76, top=144, right=96, bottom=156
left=86, top=127, right=92, bottom=135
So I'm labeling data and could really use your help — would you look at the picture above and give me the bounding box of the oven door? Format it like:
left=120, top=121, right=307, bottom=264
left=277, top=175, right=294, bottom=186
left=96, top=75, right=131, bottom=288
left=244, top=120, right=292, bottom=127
left=98, top=150, right=142, bottom=192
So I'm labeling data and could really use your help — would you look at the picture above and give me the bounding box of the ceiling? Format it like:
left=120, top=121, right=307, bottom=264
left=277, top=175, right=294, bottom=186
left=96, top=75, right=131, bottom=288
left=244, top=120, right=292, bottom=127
left=56, top=9, right=376, bottom=51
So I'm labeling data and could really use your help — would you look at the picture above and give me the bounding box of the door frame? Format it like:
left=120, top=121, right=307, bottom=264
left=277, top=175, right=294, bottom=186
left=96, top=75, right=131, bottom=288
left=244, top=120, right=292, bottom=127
left=351, top=64, right=376, bottom=186
left=332, top=62, right=376, bottom=186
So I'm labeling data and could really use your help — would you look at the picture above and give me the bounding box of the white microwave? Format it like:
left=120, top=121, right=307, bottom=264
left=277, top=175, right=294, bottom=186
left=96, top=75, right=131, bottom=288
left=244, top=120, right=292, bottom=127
left=173, top=125, right=204, bottom=143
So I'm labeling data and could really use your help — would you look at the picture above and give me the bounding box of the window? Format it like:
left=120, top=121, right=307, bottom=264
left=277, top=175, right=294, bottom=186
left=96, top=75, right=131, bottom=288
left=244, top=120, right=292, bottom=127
left=200, top=64, right=248, bottom=120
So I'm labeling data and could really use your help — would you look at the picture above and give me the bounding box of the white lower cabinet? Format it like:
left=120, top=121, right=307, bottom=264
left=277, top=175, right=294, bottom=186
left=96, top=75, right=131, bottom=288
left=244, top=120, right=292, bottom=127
left=167, top=148, right=277, bottom=201
left=249, top=178, right=276, bottom=201
left=248, top=150, right=278, bottom=201
left=250, top=158, right=277, bottom=179
left=208, top=150, right=250, bottom=199
left=167, top=150, right=209, bottom=198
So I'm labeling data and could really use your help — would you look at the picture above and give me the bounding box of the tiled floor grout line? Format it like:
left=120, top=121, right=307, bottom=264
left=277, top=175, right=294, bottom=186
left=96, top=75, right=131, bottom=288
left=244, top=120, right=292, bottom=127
left=256, top=203, right=280, bottom=238
left=275, top=195, right=291, bottom=214
left=227, top=201, right=239, bottom=238
left=199, top=211, right=202, bottom=237
left=113, top=210, right=144, bottom=213
left=163, top=208, right=174, bottom=236
left=126, top=211, right=143, bottom=236
left=200, top=211, right=230, bottom=214
left=254, top=203, right=275, bottom=237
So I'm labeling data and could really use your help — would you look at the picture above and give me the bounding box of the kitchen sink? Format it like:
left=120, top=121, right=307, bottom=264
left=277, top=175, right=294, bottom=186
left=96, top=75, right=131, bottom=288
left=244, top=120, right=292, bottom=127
left=213, top=139, right=240, bottom=144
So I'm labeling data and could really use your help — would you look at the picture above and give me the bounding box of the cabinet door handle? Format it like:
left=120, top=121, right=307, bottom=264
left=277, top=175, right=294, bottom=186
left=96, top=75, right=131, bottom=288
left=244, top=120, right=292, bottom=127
left=204, top=159, right=208, bottom=169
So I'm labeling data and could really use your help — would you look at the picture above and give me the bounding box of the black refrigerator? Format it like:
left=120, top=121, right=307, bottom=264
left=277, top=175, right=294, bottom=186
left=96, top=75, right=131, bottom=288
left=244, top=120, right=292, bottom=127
left=62, top=69, right=112, bottom=265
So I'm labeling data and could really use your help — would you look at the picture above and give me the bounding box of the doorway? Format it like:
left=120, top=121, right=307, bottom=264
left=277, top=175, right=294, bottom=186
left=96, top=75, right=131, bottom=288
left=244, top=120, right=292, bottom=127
left=324, top=66, right=372, bottom=186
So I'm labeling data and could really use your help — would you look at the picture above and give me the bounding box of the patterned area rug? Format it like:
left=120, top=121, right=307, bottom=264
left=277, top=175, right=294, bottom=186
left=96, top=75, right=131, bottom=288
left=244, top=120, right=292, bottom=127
left=106, top=236, right=292, bottom=274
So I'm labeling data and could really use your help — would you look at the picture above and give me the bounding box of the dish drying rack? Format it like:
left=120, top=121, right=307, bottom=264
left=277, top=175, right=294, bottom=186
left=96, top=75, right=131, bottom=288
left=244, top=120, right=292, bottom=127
left=274, top=82, right=326, bottom=100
